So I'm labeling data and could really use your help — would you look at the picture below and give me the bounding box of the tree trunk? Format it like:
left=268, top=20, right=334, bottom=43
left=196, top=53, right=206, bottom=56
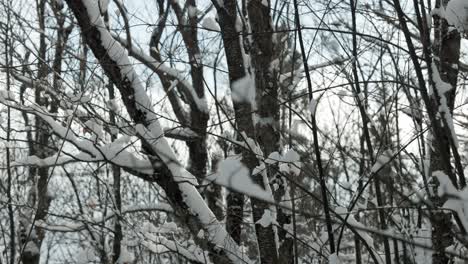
left=248, top=0, right=283, bottom=262
left=215, top=0, right=258, bottom=245
left=430, top=1, right=462, bottom=263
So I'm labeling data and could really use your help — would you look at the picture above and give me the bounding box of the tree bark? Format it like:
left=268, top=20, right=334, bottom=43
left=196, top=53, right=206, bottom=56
left=215, top=0, right=258, bottom=245
left=248, top=0, right=284, bottom=262
left=430, top=1, right=462, bottom=263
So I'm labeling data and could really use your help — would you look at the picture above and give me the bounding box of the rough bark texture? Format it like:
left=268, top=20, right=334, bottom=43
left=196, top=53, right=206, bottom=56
left=430, top=0, right=461, bottom=263
left=215, top=0, right=287, bottom=261
left=248, top=0, right=283, bottom=263
left=215, top=0, right=258, bottom=244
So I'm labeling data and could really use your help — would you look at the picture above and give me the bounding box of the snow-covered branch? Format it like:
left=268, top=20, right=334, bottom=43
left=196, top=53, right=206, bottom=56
left=112, top=34, right=208, bottom=113
left=64, top=1, right=250, bottom=263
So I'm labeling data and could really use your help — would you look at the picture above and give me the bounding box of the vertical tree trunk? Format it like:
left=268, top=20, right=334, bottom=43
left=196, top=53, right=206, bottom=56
left=248, top=0, right=285, bottom=262
left=215, top=0, right=258, bottom=245
left=430, top=0, right=461, bottom=263
left=215, top=1, right=284, bottom=262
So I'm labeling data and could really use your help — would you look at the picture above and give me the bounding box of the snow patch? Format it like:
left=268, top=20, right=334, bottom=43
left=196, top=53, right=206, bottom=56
left=432, top=64, right=459, bottom=148
left=445, top=0, right=468, bottom=33
left=371, top=150, right=392, bottom=173
left=188, top=5, right=198, bottom=18
left=256, top=209, right=277, bottom=227
left=202, top=17, right=220, bottom=31
left=434, top=170, right=468, bottom=231
left=231, top=75, right=256, bottom=105
left=266, top=149, right=301, bottom=176
left=207, top=157, right=274, bottom=202
left=308, top=99, right=318, bottom=116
